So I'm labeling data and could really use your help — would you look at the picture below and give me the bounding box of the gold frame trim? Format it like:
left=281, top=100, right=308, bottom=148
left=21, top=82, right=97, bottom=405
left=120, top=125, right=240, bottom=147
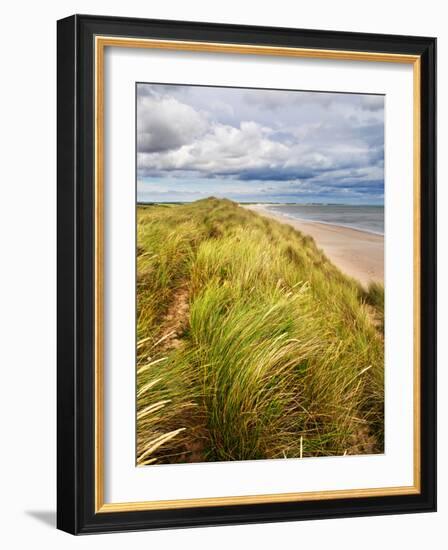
left=94, top=35, right=422, bottom=513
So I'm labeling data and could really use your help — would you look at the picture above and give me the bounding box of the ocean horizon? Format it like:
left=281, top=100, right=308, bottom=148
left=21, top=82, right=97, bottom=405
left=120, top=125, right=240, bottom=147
left=136, top=200, right=384, bottom=236
left=261, top=203, right=384, bottom=235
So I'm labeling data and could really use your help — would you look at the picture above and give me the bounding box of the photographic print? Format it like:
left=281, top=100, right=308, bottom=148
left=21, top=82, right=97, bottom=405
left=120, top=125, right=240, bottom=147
left=57, top=16, right=436, bottom=533
left=136, top=83, right=385, bottom=466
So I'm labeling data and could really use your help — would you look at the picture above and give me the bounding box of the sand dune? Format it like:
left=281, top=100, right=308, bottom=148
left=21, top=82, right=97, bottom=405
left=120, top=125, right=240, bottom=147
left=243, top=204, right=384, bottom=287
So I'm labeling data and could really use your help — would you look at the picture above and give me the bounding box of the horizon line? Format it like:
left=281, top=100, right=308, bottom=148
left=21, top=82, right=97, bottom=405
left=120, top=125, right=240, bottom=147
left=137, top=199, right=385, bottom=206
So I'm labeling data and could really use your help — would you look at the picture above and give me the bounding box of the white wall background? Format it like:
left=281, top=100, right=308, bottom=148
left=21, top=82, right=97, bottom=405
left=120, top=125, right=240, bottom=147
left=0, top=1, right=444, bottom=547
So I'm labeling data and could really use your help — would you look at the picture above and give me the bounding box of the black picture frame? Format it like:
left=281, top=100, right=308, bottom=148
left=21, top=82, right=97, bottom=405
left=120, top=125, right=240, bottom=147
left=57, top=14, right=436, bottom=534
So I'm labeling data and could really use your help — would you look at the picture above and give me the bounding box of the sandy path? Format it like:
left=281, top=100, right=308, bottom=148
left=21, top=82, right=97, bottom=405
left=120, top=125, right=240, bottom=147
left=243, top=205, right=384, bottom=287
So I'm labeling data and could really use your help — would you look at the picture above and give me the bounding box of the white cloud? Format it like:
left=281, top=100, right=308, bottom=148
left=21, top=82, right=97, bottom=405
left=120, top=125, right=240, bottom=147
left=136, top=84, right=384, bottom=203
left=138, top=120, right=290, bottom=175
left=137, top=94, right=207, bottom=153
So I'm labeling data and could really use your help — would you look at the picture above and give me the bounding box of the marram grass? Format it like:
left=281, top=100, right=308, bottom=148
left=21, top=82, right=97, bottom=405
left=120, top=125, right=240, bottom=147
left=136, top=198, right=384, bottom=465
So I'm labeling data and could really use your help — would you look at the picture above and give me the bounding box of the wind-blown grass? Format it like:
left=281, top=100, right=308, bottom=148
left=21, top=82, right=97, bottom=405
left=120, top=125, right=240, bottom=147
left=136, top=198, right=384, bottom=465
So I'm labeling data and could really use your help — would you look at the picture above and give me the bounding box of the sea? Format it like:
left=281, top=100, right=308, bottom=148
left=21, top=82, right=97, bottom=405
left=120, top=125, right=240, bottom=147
left=264, top=204, right=384, bottom=235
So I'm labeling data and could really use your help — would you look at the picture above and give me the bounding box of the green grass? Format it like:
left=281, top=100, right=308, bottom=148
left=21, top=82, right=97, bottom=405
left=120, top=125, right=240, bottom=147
left=136, top=198, right=384, bottom=465
left=363, top=281, right=385, bottom=333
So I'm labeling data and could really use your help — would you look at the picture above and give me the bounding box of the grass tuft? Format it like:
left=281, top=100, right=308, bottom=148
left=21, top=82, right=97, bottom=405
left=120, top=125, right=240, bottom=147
left=136, top=199, right=384, bottom=464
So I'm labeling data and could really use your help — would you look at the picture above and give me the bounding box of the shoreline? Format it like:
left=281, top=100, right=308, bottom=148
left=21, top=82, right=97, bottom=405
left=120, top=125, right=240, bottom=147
left=263, top=211, right=384, bottom=237
left=243, top=204, right=384, bottom=287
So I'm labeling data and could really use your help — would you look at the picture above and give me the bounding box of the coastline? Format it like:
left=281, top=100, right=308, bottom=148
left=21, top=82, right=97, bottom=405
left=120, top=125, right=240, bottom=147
left=243, top=204, right=384, bottom=287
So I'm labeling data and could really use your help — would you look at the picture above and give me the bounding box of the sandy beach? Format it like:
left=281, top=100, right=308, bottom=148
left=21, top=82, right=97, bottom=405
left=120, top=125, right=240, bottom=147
left=243, top=204, right=384, bottom=287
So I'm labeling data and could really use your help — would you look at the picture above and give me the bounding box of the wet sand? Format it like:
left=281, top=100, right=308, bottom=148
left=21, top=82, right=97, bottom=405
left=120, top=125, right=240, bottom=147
left=243, top=204, right=384, bottom=287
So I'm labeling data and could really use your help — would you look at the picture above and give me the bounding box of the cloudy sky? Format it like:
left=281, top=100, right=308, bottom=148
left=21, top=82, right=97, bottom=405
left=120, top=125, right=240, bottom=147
left=137, top=83, right=384, bottom=204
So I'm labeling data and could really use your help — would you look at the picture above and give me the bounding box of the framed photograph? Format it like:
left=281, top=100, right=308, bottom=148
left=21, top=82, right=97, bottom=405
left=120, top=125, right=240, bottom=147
left=57, top=14, right=436, bottom=534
